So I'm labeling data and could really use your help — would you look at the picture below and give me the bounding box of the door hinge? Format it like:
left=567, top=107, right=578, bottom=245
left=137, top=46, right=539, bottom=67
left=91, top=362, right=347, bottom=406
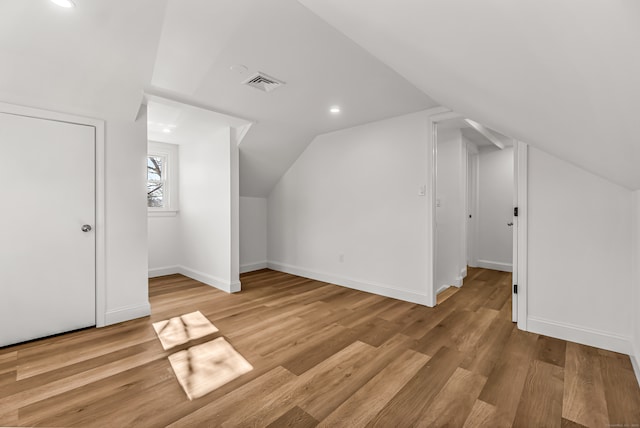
left=513, top=284, right=518, bottom=294
left=514, top=207, right=518, bottom=217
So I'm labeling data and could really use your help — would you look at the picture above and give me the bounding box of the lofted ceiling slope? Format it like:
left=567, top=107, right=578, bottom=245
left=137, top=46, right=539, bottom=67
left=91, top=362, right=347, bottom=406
left=1, top=0, right=436, bottom=197
left=151, top=0, right=437, bottom=196
left=0, top=0, right=166, bottom=121
left=299, top=0, right=640, bottom=190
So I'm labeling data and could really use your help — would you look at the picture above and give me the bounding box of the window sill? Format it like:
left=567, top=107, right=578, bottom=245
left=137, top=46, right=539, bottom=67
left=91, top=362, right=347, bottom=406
left=148, top=210, right=178, bottom=217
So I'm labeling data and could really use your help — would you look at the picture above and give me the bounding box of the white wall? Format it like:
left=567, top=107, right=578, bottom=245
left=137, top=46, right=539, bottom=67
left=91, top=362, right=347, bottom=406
left=0, top=102, right=152, bottom=327
left=148, top=215, right=180, bottom=275
left=148, top=141, right=180, bottom=276
left=146, top=133, right=241, bottom=293
left=527, top=146, right=633, bottom=353
left=240, top=197, right=268, bottom=273
left=477, top=145, right=514, bottom=271
left=435, top=128, right=466, bottom=290
left=179, top=127, right=240, bottom=292
left=231, top=130, right=240, bottom=284
left=103, top=115, right=151, bottom=324
left=268, top=111, right=430, bottom=304
left=633, top=191, right=640, bottom=380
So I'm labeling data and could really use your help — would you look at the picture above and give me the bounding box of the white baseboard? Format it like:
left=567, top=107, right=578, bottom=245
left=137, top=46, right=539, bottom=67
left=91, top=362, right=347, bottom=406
left=229, top=280, right=241, bottom=293
left=527, top=316, right=631, bottom=355
left=104, top=302, right=151, bottom=326
left=148, top=265, right=242, bottom=294
left=178, top=265, right=241, bottom=294
left=240, top=261, right=268, bottom=274
left=436, top=284, right=449, bottom=294
left=477, top=260, right=513, bottom=273
left=460, top=267, right=467, bottom=279
left=267, top=261, right=431, bottom=306
left=148, top=265, right=180, bottom=278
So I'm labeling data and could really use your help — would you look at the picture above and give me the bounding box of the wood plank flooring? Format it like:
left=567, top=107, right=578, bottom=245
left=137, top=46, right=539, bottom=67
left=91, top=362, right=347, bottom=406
left=436, top=285, right=460, bottom=305
left=1, top=267, right=639, bottom=427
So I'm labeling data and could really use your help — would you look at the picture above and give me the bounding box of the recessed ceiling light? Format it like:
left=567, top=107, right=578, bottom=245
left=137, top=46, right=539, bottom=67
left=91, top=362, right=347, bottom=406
left=50, top=0, right=76, bottom=8
left=330, top=106, right=341, bottom=114
left=162, top=128, right=171, bottom=134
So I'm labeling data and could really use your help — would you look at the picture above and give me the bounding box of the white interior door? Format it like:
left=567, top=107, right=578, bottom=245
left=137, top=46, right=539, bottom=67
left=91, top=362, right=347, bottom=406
left=512, top=144, right=519, bottom=322
left=467, top=150, right=478, bottom=267
left=0, top=112, right=96, bottom=346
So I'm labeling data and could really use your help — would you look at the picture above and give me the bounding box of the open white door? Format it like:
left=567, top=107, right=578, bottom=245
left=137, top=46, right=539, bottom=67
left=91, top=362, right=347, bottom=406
left=514, top=142, right=529, bottom=329
left=512, top=143, right=519, bottom=322
left=0, top=112, right=96, bottom=346
left=512, top=141, right=529, bottom=325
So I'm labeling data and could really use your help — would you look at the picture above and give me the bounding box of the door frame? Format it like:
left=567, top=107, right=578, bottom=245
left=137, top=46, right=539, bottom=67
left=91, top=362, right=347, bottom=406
left=426, top=107, right=465, bottom=307
left=0, top=101, right=107, bottom=327
left=514, top=141, right=529, bottom=330
left=426, top=108, right=529, bottom=329
left=466, top=146, right=479, bottom=268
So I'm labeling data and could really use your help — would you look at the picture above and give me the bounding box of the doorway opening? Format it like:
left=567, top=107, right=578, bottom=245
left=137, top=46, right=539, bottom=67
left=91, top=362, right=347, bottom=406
left=144, top=93, right=250, bottom=294
left=430, top=113, right=526, bottom=326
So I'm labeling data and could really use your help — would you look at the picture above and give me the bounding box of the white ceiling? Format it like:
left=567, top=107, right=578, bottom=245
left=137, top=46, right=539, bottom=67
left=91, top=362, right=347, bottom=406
left=151, top=0, right=437, bottom=196
left=298, top=0, right=640, bottom=190
left=0, top=0, right=166, bottom=121
left=0, top=0, right=436, bottom=197
left=147, top=96, right=251, bottom=146
left=461, top=127, right=498, bottom=149
left=7, top=1, right=635, bottom=194
left=437, top=118, right=508, bottom=148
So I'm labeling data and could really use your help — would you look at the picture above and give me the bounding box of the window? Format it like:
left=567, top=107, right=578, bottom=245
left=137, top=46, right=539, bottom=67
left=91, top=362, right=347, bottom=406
left=148, top=141, right=179, bottom=215
left=147, top=154, right=167, bottom=208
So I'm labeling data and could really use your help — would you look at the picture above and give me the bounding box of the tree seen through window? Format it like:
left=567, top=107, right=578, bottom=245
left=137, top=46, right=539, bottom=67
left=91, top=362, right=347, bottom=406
left=147, top=155, right=165, bottom=208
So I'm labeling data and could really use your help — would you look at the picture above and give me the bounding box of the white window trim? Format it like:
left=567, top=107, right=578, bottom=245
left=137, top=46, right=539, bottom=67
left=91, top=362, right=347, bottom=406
left=148, top=141, right=179, bottom=216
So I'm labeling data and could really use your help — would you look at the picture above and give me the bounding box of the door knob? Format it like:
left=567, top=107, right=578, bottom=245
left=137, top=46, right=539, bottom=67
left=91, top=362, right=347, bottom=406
left=507, top=222, right=514, bottom=227
left=81, top=224, right=92, bottom=232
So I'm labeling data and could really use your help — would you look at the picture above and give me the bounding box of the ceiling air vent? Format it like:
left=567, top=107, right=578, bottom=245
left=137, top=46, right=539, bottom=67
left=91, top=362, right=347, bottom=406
left=242, top=72, right=285, bottom=92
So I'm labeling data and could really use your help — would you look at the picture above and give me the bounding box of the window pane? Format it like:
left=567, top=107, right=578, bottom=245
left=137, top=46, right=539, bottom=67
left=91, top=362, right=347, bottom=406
left=147, top=182, right=164, bottom=207
left=148, top=156, right=163, bottom=181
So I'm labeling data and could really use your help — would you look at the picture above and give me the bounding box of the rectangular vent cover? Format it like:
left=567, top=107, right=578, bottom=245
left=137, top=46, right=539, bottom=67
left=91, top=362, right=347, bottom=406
left=242, top=72, right=285, bottom=92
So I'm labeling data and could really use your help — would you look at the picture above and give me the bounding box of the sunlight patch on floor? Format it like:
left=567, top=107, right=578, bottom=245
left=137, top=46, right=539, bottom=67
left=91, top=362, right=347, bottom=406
left=152, top=311, right=219, bottom=350
left=168, top=337, right=253, bottom=400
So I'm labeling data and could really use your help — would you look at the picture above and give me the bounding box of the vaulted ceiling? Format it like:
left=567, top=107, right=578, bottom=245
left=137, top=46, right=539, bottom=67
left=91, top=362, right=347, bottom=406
left=150, top=0, right=436, bottom=196
left=0, top=0, right=166, bottom=121
left=0, top=0, right=435, bottom=197
left=2, top=0, right=639, bottom=194
left=298, top=0, right=640, bottom=190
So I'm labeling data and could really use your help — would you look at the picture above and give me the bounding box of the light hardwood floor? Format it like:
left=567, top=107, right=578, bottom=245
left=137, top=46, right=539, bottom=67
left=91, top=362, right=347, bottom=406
left=436, top=285, right=460, bottom=305
left=1, top=267, right=639, bottom=427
